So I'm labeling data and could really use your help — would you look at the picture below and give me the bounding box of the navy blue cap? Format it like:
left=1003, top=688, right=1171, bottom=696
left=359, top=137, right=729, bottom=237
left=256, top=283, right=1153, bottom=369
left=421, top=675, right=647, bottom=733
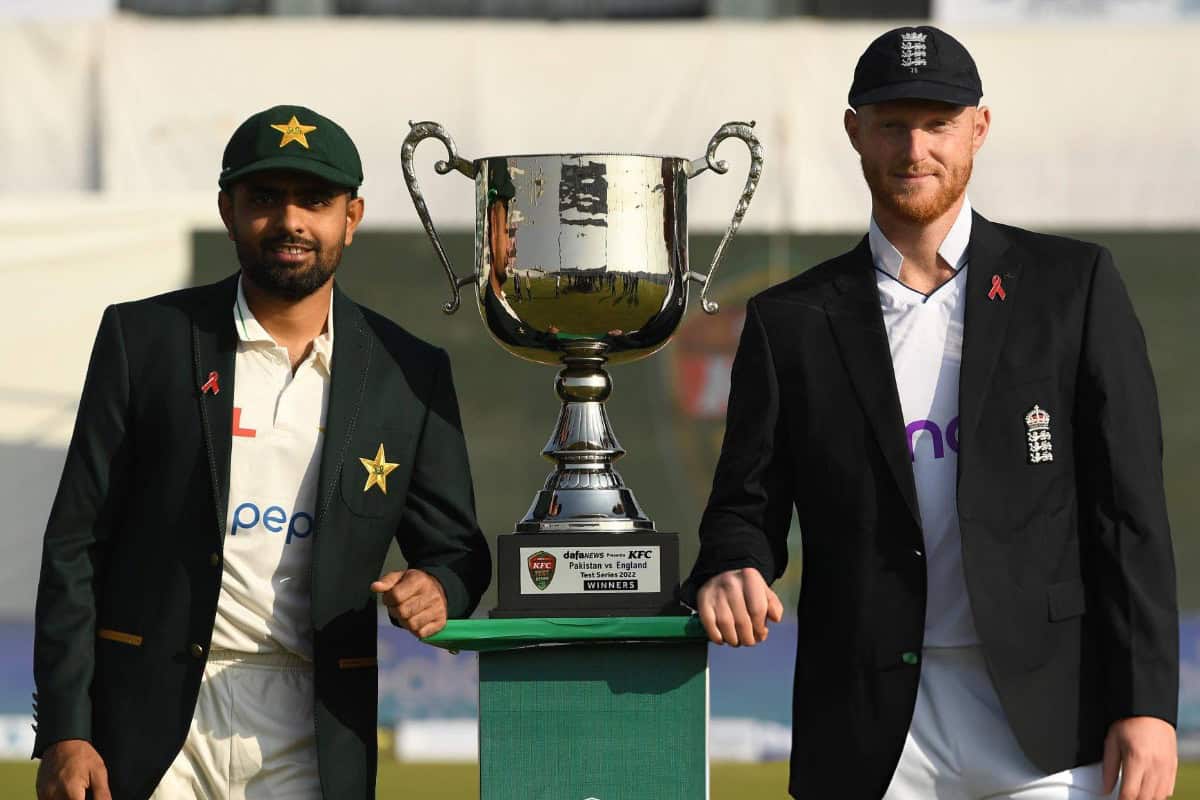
left=849, top=26, right=982, bottom=109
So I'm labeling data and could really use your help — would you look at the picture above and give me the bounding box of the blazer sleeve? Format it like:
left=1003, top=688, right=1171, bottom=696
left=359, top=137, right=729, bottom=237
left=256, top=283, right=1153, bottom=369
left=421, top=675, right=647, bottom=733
left=680, top=297, right=794, bottom=608
left=1074, top=247, right=1178, bottom=727
left=393, top=348, right=491, bottom=619
left=33, top=305, right=133, bottom=756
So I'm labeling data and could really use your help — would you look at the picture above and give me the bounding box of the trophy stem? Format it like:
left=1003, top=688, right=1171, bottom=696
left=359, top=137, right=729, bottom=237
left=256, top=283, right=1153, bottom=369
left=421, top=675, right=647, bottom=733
left=516, top=341, right=654, bottom=533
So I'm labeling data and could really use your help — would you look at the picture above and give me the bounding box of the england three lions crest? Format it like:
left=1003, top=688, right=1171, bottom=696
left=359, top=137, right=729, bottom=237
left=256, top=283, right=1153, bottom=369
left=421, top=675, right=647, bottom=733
left=1025, top=405, right=1053, bottom=464
left=900, top=31, right=928, bottom=72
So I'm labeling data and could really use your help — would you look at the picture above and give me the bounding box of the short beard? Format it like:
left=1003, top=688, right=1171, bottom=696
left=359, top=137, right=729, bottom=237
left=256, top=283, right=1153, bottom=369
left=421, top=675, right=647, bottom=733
left=235, top=234, right=342, bottom=302
left=862, top=157, right=972, bottom=225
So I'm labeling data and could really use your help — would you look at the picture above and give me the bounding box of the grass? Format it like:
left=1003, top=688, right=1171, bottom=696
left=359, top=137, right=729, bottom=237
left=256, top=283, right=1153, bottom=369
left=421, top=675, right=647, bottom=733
left=4, top=760, right=1200, bottom=798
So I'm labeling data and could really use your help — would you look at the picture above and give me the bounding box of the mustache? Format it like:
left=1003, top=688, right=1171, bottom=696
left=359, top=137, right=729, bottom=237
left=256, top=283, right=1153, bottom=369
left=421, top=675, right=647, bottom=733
left=262, top=236, right=319, bottom=251
left=890, top=163, right=942, bottom=177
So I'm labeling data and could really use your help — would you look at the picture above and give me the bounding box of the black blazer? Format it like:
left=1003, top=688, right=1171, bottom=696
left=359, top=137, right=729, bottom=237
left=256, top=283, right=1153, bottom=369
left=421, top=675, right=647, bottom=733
left=33, top=274, right=491, bottom=800
left=682, top=213, right=1178, bottom=799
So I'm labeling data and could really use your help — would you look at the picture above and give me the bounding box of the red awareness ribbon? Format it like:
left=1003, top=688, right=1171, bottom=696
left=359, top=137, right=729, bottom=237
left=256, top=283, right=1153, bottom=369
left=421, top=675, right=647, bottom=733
left=988, top=274, right=1007, bottom=301
left=200, top=371, right=220, bottom=396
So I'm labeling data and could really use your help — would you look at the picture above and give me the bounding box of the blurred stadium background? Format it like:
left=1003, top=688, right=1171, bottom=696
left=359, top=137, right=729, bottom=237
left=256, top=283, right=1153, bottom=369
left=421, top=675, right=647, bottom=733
left=1, top=0, right=1198, bottom=796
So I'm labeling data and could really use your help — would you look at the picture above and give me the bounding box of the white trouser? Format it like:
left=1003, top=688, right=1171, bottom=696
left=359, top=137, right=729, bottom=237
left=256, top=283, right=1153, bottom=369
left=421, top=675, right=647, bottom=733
left=883, top=646, right=1116, bottom=800
left=150, top=649, right=321, bottom=800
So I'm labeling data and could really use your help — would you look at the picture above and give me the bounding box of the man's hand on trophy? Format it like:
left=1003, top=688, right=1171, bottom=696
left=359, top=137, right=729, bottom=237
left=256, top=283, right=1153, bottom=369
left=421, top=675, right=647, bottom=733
left=696, top=567, right=783, bottom=647
left=371, top=569, right=449, bottom=639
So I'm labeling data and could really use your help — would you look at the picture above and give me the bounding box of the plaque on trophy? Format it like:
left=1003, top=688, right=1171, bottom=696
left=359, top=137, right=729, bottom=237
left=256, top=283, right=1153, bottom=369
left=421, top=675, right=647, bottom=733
left=402, top=121, right=762, bottom=617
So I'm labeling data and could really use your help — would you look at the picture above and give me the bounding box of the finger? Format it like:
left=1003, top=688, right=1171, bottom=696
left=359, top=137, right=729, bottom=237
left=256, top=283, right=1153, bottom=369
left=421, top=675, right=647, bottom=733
left=1119, top=758, right=1144, bottom=800
left=91, top=764, right=112, bottom=800
left=766, top=589, right=784, bottom=623
left=1135, top=771, right=1158, bottom=800
left=744, top=582, right=769, bottom=642
left=698, top=601, right=724, bottom=645
left=65, top=777, right=87, bottom=800
left=714, top=598, right=740, bottom=647
left=1102, top=731, right=1121, bottom=793
left=416, top=617, right=448, bottom=639
left=408, top=608, right=447, bottom=636
left=387, top=571, right=431, bottom=605
left=725, top=585, right=756, bottom=647
left=396, top=593, right=439, bottom=622
left=370, top=571, right=405, bottom=593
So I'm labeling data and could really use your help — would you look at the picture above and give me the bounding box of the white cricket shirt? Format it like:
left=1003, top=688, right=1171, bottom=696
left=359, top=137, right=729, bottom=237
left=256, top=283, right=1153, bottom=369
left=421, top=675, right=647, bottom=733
left=209, top=277, right=332, bottom=660
left=870, top=199, right=980, bottom=647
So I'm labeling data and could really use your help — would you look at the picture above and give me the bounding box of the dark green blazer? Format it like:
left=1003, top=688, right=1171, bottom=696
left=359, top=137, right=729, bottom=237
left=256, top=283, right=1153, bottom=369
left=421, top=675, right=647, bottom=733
left=33, top=274, right=491, bottom=799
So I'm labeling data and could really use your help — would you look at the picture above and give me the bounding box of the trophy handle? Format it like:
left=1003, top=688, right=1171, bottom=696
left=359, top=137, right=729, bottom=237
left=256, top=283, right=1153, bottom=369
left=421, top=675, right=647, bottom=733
left=401, top=121, right=478, bottom=314
left=684, top=120, right=764, bottom=314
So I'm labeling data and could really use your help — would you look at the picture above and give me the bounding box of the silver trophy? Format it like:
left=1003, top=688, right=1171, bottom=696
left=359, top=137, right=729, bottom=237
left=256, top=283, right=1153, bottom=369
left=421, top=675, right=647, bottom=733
left=402, top=121, right=762, bottom=615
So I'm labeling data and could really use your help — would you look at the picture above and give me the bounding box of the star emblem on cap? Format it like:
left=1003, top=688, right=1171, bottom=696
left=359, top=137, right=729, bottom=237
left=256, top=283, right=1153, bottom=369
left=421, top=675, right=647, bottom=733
left=360, top=443, right=399, bottom=495
left=270, top=115, right=317, bottom=149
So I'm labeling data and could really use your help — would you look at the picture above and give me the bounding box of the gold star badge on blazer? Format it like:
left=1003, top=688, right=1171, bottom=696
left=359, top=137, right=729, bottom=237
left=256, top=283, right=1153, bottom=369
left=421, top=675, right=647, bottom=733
left=360, top=444, right=399, bottom=494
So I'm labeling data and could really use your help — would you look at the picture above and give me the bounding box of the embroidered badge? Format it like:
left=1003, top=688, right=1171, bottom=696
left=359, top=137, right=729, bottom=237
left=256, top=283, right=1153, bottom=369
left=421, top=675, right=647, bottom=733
left=1025, top=405, right=1053, bottom=464
left=270, top=115, right=317, bottom=149
left=899, top=31, right=928, bottom=73
left=359, top=444, right=399, bottom=494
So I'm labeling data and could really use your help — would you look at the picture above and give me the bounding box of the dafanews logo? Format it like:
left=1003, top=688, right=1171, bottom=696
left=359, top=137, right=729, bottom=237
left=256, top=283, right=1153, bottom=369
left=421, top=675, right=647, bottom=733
left=527, top=551, right=557, bottom=591
left=230, top=501, right=314, bottom=545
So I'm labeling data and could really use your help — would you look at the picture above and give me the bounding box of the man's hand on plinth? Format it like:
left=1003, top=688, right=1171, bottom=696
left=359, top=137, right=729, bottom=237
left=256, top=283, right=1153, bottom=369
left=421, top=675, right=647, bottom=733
left=372, top=569, right=449, bottom=639
left=696, top=567, right=783, bottom=647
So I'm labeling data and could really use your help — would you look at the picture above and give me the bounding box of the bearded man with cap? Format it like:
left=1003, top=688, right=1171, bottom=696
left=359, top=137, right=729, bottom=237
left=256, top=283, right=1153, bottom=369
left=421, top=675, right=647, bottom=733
left=32, top=105, right=491, bottom=800
left=682, top=27, right=1178, bottom=800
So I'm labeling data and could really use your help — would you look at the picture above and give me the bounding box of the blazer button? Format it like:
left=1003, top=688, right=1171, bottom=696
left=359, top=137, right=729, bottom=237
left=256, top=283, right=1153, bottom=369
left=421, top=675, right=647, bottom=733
left=913, top=549, right=924, bottom=558
left=209, top=553, right=220, bottom=567
left=190, top=643, right=205, bottom=659
left=901, top=651, right=920, bottom=665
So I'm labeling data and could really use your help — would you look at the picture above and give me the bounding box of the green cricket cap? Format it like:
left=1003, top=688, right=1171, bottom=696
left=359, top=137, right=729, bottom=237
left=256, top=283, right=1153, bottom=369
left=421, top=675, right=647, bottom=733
left=219, top=104, right=363, bottom=191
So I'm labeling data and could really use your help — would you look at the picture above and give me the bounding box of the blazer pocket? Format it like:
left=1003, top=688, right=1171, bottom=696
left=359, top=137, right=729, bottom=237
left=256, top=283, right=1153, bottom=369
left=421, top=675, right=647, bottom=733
left=97, top=628, right=143, bottom=646
left=1047, top=579, right=1086, bottom=621
left=338, top=656, right=377, bottom=670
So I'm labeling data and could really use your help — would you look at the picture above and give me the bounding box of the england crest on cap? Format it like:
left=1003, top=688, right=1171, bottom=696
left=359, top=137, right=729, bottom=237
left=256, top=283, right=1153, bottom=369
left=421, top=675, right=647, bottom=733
left=899, top=31, right=928, bottom=73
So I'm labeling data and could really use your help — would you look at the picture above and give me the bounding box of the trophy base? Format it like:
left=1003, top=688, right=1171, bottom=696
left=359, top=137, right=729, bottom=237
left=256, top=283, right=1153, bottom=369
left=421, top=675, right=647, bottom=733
left=492, top=532, right=687, bottom=618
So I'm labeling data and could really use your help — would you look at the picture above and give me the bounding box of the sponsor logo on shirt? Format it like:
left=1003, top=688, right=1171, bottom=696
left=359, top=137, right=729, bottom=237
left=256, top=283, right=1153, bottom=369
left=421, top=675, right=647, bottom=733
left=906, top=417, right=959, bottom=461
left=230, top=501, right=314, bottom=544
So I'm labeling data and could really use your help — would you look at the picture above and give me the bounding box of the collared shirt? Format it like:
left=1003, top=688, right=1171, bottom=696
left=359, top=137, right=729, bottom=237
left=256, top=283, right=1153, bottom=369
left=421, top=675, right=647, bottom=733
left=870, top=198, right=980, bottom=648
left=209, top=277, right=333, bottom=660
left=870, top=196, right=972, bottom=283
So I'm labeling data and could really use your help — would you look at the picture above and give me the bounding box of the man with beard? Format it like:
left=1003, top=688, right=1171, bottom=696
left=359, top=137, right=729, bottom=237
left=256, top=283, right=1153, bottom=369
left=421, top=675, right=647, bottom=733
left=32, top=105, right=491, bottom=800
left=682, top=27, right=1178, bottom=800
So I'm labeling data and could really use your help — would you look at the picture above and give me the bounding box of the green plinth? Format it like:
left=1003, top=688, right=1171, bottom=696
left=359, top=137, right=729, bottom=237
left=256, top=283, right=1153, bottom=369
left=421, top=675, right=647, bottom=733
left=426, top=617, right=710, bottom=800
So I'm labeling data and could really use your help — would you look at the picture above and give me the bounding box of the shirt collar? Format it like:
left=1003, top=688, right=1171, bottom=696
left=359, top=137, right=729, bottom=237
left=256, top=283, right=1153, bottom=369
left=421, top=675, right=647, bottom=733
left=233, top=275, right=334, bottom=372
left=868, top=196, right=973, bottom=280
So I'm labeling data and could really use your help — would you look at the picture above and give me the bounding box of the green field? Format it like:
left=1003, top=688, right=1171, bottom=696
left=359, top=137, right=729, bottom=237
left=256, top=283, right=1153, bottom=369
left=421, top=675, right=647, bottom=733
left=5, top=760, right=1200, bottom=798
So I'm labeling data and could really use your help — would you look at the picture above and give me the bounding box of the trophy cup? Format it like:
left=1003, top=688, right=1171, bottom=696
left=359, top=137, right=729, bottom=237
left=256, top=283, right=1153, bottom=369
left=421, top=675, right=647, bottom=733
left=402, top=121, right=762, bottom=617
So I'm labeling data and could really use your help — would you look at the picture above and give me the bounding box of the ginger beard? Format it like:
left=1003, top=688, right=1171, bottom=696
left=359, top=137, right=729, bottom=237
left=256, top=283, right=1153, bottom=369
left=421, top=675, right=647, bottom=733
left=860, top=154, right=972, bottom=226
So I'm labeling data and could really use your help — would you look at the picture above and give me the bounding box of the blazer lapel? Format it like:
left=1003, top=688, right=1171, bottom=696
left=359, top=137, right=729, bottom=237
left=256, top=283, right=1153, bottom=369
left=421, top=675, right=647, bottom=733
left=192, top=274, right=240, bottom=539
left=958, top=212, right=1021, bottom=450
left=825, top=238, right=922, bottom=529
left=314, top=282, right=373, bottom=530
